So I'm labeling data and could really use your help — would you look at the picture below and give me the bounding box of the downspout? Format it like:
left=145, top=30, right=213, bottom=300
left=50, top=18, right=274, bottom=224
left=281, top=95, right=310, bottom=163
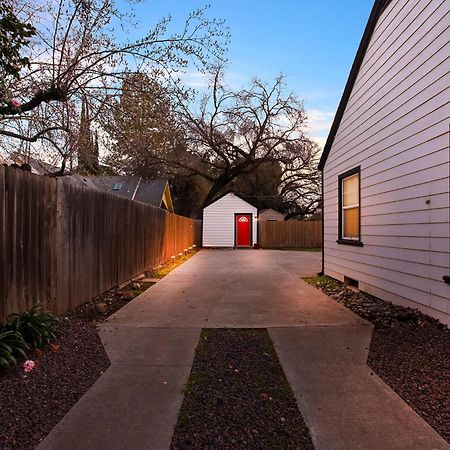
left=444, top=123, right=450, bottom=284
left=319, top=169, right=325, bottom=276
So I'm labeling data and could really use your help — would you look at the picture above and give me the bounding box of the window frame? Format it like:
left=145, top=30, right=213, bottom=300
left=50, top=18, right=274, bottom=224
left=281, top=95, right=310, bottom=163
left=337, top=166, right=363, bottom=247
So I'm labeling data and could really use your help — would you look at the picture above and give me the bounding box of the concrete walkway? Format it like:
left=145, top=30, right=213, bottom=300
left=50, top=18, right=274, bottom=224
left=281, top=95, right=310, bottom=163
left=38, top=250, right=449, bottom=450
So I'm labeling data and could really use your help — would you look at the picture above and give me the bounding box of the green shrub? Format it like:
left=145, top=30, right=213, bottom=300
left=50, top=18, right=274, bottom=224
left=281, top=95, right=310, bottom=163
left=0, top=328, right=28, bottom=369
left=6, top=303, right=59, bottom=349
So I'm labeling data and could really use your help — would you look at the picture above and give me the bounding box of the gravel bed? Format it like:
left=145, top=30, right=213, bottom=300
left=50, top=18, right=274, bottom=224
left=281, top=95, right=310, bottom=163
left=304, top=275, right=450, bottom=443
left=0, top=281, right=152, bottom=449
left=171, top=329, right=314, bottom=450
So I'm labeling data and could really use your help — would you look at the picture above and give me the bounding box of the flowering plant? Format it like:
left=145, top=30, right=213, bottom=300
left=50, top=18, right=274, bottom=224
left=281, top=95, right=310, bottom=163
left=23, top=360, right=35, bottom=372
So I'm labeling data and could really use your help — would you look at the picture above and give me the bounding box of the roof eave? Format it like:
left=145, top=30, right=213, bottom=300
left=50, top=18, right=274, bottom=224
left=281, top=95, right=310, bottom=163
left=318, top=0, right=392, bottom=171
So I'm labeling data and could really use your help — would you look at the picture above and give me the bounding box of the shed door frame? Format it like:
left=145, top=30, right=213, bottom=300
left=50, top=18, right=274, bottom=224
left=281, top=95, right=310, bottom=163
left=234, top=213, right=253, bottom=247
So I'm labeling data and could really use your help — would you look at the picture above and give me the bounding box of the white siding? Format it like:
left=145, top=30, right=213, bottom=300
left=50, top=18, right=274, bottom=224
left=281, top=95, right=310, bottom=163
left=323, top=0, right=450, bottom=325
left=202, top=193, right=258, bottom=247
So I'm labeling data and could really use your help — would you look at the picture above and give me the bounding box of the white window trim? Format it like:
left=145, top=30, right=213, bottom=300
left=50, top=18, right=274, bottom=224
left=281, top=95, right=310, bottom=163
left=341, top=174, right=360, bottom=241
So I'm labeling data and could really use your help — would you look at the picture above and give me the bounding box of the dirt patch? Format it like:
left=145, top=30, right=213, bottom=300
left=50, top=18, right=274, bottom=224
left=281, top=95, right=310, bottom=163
left=0, top=280, right=153, bottom=449
left=0, top=319, right=108, bottom=449
left=304, top=275, right=450, bottom=443
left=67, top=281, right=154, bottom=322
left=171, top=329, right=314, bottom=450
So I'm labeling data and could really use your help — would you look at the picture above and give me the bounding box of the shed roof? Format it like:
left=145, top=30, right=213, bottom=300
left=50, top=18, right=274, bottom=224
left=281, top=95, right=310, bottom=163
left=203, top=191, right=258, bottom=209
left=318, top=0, right=393, bottom=170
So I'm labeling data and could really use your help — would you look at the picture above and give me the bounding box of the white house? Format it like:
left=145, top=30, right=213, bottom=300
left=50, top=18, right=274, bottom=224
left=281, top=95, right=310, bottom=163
left=202, top=192, right=258, bottom=247
left=319, top=0, right=450, bottom=325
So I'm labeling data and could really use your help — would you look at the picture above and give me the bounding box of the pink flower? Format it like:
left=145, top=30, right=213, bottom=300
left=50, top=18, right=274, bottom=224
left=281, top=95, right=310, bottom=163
left=11, top=98, right=20, bottom=108
left=23, top=360, right=36, bottom=373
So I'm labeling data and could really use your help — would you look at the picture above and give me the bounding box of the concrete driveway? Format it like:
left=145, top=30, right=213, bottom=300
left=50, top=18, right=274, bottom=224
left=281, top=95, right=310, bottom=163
left=105, top=249, right=363, bottom=328
left=39, top=250, right=449, bottom=450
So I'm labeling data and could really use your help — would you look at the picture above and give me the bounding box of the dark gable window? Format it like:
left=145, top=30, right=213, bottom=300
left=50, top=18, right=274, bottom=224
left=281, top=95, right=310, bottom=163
left=337, top=167, right=363, bottom=247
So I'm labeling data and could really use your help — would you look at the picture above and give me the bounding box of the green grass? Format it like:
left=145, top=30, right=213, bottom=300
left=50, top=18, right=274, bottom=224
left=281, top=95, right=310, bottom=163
left=303, top=274, right=342, bottom=290
left=148, top=250, right=198, bottom=279
left=124, top=282, right=154, bottom=295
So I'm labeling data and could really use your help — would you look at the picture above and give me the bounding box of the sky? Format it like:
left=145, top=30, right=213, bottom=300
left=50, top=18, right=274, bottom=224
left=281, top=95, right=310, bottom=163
left=117, top=0, right=375, bottom=149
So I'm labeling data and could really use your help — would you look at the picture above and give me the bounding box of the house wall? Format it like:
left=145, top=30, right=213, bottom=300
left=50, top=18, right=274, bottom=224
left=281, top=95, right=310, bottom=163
left=323, top=0, right=450, bottom=324
left=203, top=193, right=258, bottom=247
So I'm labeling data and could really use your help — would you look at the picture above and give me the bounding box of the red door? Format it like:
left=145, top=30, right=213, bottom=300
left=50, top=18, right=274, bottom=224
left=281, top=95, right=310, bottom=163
left=235, top=214, right=252, bottom=247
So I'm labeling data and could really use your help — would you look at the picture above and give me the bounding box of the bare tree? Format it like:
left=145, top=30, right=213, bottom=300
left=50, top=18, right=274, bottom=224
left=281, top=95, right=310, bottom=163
left=0, top=0, right=228, bottom=167
left=278, top=141, right=322, bottom=220
left=164, top=67, right=321, bottom=210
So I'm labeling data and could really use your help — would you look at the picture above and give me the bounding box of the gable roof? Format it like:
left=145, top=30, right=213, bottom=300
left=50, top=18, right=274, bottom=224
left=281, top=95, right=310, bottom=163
left=203, top=191, right=258, bottom=209
left=318, top=0, right=393, bottom=171
left=65, top=175, right=172, bottom=211
left=89, top=176, right=169, bottom=208
left=134, top=179, right=168, bottom=206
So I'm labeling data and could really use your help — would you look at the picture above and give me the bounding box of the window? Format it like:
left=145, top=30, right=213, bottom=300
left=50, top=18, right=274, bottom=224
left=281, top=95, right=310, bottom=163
left=337, top=167, right=363, bottom=246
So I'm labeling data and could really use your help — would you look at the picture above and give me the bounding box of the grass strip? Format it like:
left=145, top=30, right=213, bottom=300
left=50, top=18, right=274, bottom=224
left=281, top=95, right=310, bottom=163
left=147, top=250, right=198, bottom=279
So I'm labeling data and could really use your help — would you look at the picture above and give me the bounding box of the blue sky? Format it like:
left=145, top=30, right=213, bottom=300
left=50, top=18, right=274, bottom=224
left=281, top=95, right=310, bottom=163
left=118, top=0, right=375, bottom=148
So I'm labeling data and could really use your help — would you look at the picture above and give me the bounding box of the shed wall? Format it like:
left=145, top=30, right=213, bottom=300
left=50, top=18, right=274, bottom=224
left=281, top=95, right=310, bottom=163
left=202, top=194, right=258, bottom=247
left=323, top=0, right=450, bottom=324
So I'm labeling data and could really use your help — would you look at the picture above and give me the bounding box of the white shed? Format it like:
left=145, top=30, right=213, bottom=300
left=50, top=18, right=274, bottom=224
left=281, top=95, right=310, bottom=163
left=319, top=0, right=450, bottom=325
left=202, top=192, right=258, bottom=247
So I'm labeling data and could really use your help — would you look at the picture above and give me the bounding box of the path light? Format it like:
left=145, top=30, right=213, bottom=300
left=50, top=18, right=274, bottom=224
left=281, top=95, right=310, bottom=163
left=189, top=246, right=193, bottom=251
left=193, top=244, right=197, bottom=248
left=178, top=252, right=183, bottom=256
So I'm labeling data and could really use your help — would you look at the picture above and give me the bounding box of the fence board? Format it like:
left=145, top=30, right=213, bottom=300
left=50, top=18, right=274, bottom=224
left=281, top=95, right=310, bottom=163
left=1, top=166, right=202, bottom=319
left=259, top=220, right=322, bottom=248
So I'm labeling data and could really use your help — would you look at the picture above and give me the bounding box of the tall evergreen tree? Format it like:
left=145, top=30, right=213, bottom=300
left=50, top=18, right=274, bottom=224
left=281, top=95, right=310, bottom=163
left=76, top=98, right=98, bottom=174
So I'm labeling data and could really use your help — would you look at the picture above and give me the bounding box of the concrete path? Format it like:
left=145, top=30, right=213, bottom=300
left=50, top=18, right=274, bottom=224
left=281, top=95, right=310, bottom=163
left=38, top=250, right=449, bottom=450
left=270, top=327, right=449, bottom=450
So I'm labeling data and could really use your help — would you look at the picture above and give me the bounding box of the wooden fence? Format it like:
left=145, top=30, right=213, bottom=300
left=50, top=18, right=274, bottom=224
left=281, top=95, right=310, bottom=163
left=259, top=220, right=322, bottom=248
left=0, top=165, right=201, bottom=320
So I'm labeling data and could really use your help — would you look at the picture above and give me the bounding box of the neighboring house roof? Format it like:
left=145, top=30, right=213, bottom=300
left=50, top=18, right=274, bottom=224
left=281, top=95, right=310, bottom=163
left=10, top=153, right=59, bottom=175
left=87, top=176, right=174, bottom=212
left=203, top=191, right=258, bottom=209
left=258, top=208, right=284, bottom=218
left=318, top=0, right=393, bottom=171
left=63, top=174, right=99, bottom=191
